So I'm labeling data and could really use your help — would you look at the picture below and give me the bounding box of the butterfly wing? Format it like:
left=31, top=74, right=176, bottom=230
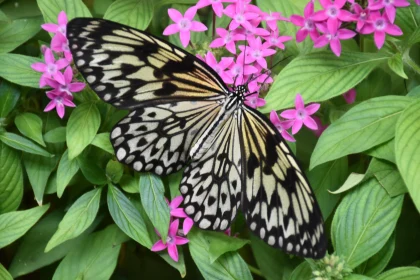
left=240, top=106, right=326, bottom=259
left=67, top=18, right=228, bottom=109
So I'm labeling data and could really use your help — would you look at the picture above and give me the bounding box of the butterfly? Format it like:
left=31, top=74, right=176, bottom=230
left=67, top=18, right=327, bottom=259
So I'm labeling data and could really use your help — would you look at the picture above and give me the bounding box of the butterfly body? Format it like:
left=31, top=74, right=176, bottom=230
left=67, top=18, right=327, bottom=259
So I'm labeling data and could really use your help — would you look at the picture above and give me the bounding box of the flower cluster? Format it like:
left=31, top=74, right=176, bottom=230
left=311, top=254, right=352, bottom=280
left=31, top=11, right=85, bottom=118
left=291, top=0, right=418, bottom=56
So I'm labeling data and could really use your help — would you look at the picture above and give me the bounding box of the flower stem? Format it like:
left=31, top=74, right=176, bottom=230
left=403, top=50, right=420, bottom=75
left=248, top=264, right=264, bottom=277
left=212, top=11, right=216, bottom=39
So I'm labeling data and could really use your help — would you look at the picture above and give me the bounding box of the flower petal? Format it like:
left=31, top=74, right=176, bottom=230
left=44, top=100, right=56, bottom=112
left=385, top=24, right=403, bottom=36
left=303, top=116, right=318, bottom=130
left=56, top=102, right=65, bottom=119
left=305, top=103, right=321, bottom=115
left=190, top=21, right=208, bottom=32
left=56, top=59, right=69, bottom=70
left=169, top=219, right=180, bottom=236
left=68, top=82, right=86, bottom=92
left=53, top=71, right=66, bottom=85
left=330, top=38, right=342, bottom=57
left=175, top=236, right=189, bottom=245
left=31, top=62, right=47, bottom=73
left=63, top=66, right=73, bottom=83
left=163, top=24, right=179, bottom=36
left=179, top=30, right=191, bottom=47
left=44, top=48, right=54, bottom=64
left=281, top=130, right=296, bottom=142
left=183, top=217, right=194, bottom=234
left=168, top=8, right=183, bottom=22
left=374, top=30, right=385, bottom=49
left=170, top=208, right=187, bottom=218
left=58, top=11, right=68, bottom=25
left=184, top=6, right=197, bottom=20
left=291, top=119, right=303, bottom=134
left=280, top=109, right=297, bottom=119
left=170, top=196, right=184, bottom=209
left=42, top=23, right=59, bottom=33
left=295, top=94, right=304, bottom=110
left=151, top=240, right=167, bottom=252
left=167, top=244, right=179, bottom=262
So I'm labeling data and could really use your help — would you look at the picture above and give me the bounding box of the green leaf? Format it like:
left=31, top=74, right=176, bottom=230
left=395, top=99, right=420, bottom=213
left=0, top=17, right=42, bottom=53
left=120, top=174, right=138, bottom=193
left=310, top=96, right=413, bottom=169
left=377, top=267, right=420, bottom=280
left=91, top=132, right=113, bottom=154
left=308, top=157, right=348, bottom=219
left=0, top=53, right=42, bottom=88
left=366, top=138, right=396, bottom=164
left=77, top=156, right=108, bottom=185
left=366, top=158, right=407, bottom=197
left=346, top=275, right=375, bottom=280
left=0, top=141, right=23, bottom=214
left=8, top=211, right=95, bottom=278
left=330, top=173, right=366, bottom=195
left=405, top=27, right=420, bottom=48
left=165, top=170, right=183, bottom=199
left=158, top=251, right=186, bottom=278
left=66, top=103, right=101, bottom=159
left=289, top=261, right=312, bottom=280
left=23, top=153, right=57, bottom=205
left=45, top=171, right=57, bottom=194
left=0, top=263, right=12, bottom=280
left=355, top=69, right=392, bottom=102
left=52, top=225, right=128, bottom=280
left=37, top=0, right=91, bottom=32
left=46, top=188, right=102, bottom=252
left=0, top=132, right=51, bottom=157
left=15, top=112, right=46, bottom=147
left=189, top=228, right=252, bottom=280
left=107, top=184, right=153, bottom=248
left=56, top=149, right=79, bottom=197
left=139, top=173, right=170, bottom=242
left=44, top=127, right=66, bottom=143
left=0, top=80, right=20, bottom=118
left=104, top=0, right=154, bottom=30
left=263, top=51, right=389, bottom=112
left=204, top=232, right=249, bottom=263
left=388, top=53, right=408, bottom=79
left=331, top=179, right=403, bottom=268
left=106, top=159, right=124, bottom=183
left=0, top=204, right=49, bottom=248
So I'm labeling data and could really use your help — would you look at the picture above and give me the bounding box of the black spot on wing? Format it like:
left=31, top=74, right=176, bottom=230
left=154, top=82, right=178, bottom=96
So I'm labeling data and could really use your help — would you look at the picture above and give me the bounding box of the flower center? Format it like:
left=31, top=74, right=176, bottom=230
left=297, top=109, right=306, bottom=120
left=58, top=25, right=66, bottom=34
left=375, top=19, right=386, bottom=30
left=210, top=0, right=220, bottom=2
left=252, top=50, right=262, bottom=59
left=60, top=84, right=69, bottom=93
left=270, top=37, right=278, bottom=44
left=62, top=42, right=69, bottom=52
left=224, top=33, right=232, bottom=43
left=360, top=12, right=366, bottom=20
left=55, top=96, right=63, bottom=104
left=384, top=0, right=393, bottom=5
left=166, top=236, right=174, bottom=245
left=327, top=6, right=338, bottom=17
left=178, top=18, right=191, bottom=30
left=235, top=14, right=245, bottom=23
left=304, top=19, right=314, bottom=30
left=232, top=65, right=242, bottom=76
left=47, top=64, right=57, bottom=74
left=276, top=124, right=284, bottom=132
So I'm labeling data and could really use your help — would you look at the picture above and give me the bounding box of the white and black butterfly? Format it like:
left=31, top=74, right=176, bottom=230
left=67, top=18, right=327, bottom=259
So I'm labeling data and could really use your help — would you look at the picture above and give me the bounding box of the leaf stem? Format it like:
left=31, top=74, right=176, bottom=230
left=248, top=264, right=264, bottom=277
left=403, top=49, right=420, bottom=75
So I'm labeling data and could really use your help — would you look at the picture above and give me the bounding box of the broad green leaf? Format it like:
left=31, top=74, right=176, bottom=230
left=37, top=0, right=91, bottom=32
left=331, top=179, right=403, bottom=268
left=0, top=53, right=42, bottom=88
left=330, top=173, right=366, bottom=195
left=308, top=157, right=348, bottom=219
left=405, top=28, right=420, bottom=47
left=0, top=132, right=51, bottom=157
left=205, top=232, right=249, bottom=263
left=77, top=156, right=107, bottom=185
left=104, top=0, right=154, bottom=30
left=46, top=188, right=102, bottom=252
left=52, top=225, right=128, bottom=280
left=106, top=160, right=124, bottom=183
left=0, top=263, right=12, bottom=280
left=56, top=149, right=79, bottom=197
left=250, top=235, right=300, bottom=280
left=91, top=132, right=113, bottom=154
left=15, top=112, right=46, bottom=147
left=0, top=81, right=20, bottom=118
left=0, top=17, right=42, bottom=53
left=45, top=171, right=57, bottom=194
left=289, top=261, right=312, bottom=280
left=8, top=211, right=95, bottom=278
left=107, top=184, right=153, bottom=248
left=66, top=103, right=101, bottom=159
left=407, top=85, right=420, bottom=98
left=395, top=99, right=420, bottom=213
left=159, top=251, right=186, bottom=278
left=0, top=0, right=41, bottom=20
left=0, top=142, right=23, bottom=214
left=388, top=53, right=408, bottom=79
left=310, top=96, right=413, bottom=169
left=0, top=9, right=8, bottom=22
left=44, top=127, right=66, bottom=143
left=395, top=6, right=419, bottom=39
left=377, top=267, right=420, bottom=280
left=0, top=204, right=49, bottom=248
left=120, top=174, right=138, bottom=193
left=263, top=52, right=389, bottom=112
left=366, top=158, right=407, bottom=197
left=23, top=153, right=57, bottom=205
left=366, top=138, right=396, bottom=164
left=356, top=69, right=393, bottom=102
left=189, top=228, right=252, bottom=280
left=139, top=173, right=170, bottom=242
left=165, top=170, right=183, bottom=199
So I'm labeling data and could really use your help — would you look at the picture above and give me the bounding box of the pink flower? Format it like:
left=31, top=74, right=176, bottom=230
left=227, top=53, right=258, bottom=85
left=349, top=3, right=370, bottom=31
left=290, top=1, right=320, bottom=42
left=31, top=48, right=69, bottom=87
left=416, top=0, right=420, bottom=5
left=314, top=20, right=356, bottom=57
left=51, top=32, right=72, bottom=61
left=359, top=12, right=402, bottom=49
left=167, top=196, right=194, bottom=235
left=368, top=0, right=410, bottom=23
left=343, top=88, right=357, bottom=104
left=45, top=66, right=85, bottom=96
left=312, top=0, right=354, bottom=25
left=163, top=7, right=207, bottom=47
left=224, top=1, right=259, bottom=30
left=195, top=0, right=232, bottom=17
left=312, top=116, right=328, bottom=137
left=44, top=91, right=75, bottom=119
left=270, top=111, right=295, bottom=142
left=261, top=11, right=289, bottom=31
left=263, top=29, right=293, bottom=50
left=209, top=28, right=245, bottom=54
left=238, top=20, right=271, bottom=37
left=280, top=94, right=320, bottom=134
left=151, top=219, right=189, bottom=262
left=239, top=36, right=276, bottom=68
left=204, top=52, right=234, bottom=84
left=244, top=83, right=266, bottom=108
left=41, top=11, right=68, bottom=35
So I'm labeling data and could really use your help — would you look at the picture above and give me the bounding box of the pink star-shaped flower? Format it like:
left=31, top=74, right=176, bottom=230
left=151, top=219, right=189, bottom=262
left=244, top=82, right=266, bottom=109
left=314, top=20, right=356, bottom=57
left=204, top=51, right=234, bottom=84
left=239, top=36, right=276, bottom=68
left=227, top=53, right=258, bottom=85
left=41, top=11, right=68, bottom=35
left=349, top=3, right=370, bottom=31
left=270, top=111, right=295, bottom=142
left=209, top=28, right=245, bottom=54
left=31, top=47, right=69, bottom=87
left=163, top=7, right=207, bottom=47
left=280, top=94, right=320, bottom=135
left=343, top=88, right=357, bottom=104
left=44, top=91, right=75, bottom=119
left=312, top=116, right=329, bottom=137
left=51, top=32, right=72, bottom=61
left=195, top=0, right=233, bottom=17
left=368, top=0, right=410, bottom=23
left=263, top=29, right=293, bottom=50
left=261, top=11, right=289, bottom=31
left=167, top=196, right=194, bottom=235
left=45, top=66, right=85, bottom=97
left=359, top=12, right=402, bottom=49
left=224, top=1, right=259, bottom=30
left=312, top=0, right=353, bottom=26
left=290, top=1, right=320, bottom=42
left=237, top=19, right=271, bottom=37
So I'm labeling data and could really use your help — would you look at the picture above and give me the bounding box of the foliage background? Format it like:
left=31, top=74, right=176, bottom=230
left=0, top=0, right=420, bottom=279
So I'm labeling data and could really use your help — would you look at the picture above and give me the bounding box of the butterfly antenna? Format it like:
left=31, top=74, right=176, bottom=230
left=248, top=55, right=293, bottom=84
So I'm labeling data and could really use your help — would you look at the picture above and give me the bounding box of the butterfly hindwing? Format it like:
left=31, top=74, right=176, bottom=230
left=240, top=106, right=326, bottom=259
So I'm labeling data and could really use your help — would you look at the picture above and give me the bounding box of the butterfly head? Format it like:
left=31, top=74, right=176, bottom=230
left=231, top=85, right=248, bottom=102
